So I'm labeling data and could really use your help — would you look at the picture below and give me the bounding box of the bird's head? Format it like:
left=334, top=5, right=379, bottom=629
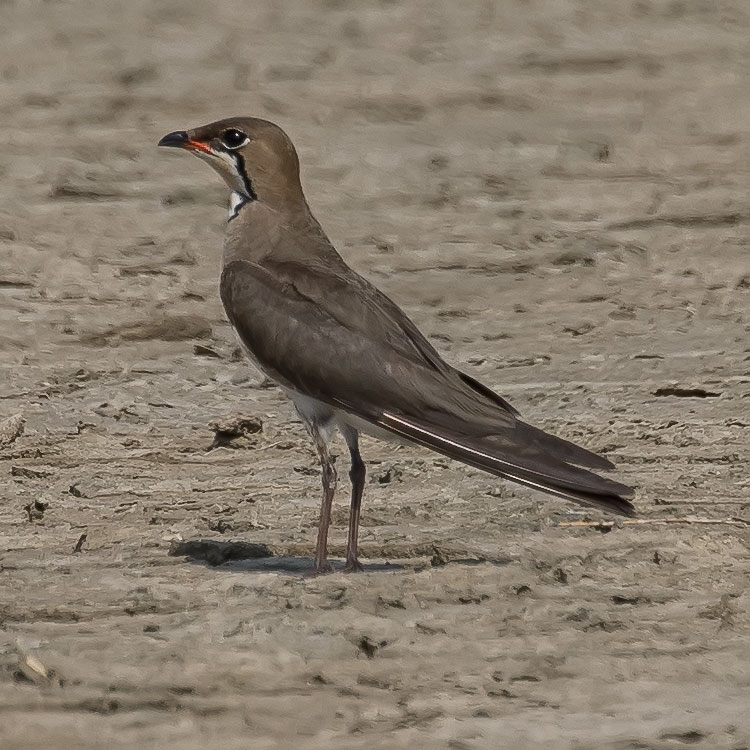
left=158, top=117, right=303, bottom=212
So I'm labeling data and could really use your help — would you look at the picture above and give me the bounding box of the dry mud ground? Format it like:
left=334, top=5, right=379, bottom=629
left=2, top=1, right=750, bottom=748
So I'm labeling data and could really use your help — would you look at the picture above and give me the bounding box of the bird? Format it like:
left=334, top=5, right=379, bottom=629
left=158, top=117, right=635, bottom=574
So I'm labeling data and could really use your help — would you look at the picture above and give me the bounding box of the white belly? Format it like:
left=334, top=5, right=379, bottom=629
left=283, top=389, right=403, bottom=444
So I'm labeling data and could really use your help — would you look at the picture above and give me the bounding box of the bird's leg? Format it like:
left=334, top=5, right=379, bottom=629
left=312, top=426, right=337, bottom=574
left=342, top=426, right=365, bottom=573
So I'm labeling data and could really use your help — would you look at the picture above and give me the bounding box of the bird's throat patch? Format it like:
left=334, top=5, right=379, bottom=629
left=231, top=152, right=257, bottom=203
left=228, top=191, right=248, bottom=221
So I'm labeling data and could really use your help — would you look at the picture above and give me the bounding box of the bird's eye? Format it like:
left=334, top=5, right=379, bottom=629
left=221, top=129, right=248, bottom=149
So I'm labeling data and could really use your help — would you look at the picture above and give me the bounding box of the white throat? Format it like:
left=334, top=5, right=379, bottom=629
left=228, top=191, right=246, bottom=221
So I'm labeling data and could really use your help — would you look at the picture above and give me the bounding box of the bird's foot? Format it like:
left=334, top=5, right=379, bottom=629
left=343, top=557, right=364, bottom=574
left=306, top=558, right=334, bottom=577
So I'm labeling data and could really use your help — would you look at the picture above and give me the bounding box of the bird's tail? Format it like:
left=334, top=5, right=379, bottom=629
left=376, top=411, right=635, bottom=517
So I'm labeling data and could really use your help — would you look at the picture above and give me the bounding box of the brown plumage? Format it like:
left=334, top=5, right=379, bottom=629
left=159, top=117, right=635, bottom=574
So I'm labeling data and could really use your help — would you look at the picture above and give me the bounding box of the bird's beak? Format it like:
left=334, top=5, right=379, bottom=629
left=158, top=130, right=214, bottom=154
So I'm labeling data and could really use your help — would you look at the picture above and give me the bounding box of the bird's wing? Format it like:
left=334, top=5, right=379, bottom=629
left=220, top=259, right=634, bottom=516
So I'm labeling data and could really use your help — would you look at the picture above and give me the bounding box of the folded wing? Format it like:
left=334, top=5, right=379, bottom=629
left=221, top=259, right=635, bottom=517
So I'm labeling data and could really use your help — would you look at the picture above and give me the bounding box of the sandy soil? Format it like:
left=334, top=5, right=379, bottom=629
left=2, top=1, right=750, bottom=748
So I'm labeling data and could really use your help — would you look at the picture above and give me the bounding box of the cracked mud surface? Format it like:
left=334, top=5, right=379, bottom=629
left=1, top=1, right=749, bottom=748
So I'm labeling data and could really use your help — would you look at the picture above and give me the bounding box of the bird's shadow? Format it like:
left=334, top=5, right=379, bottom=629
left=167, top=538, right=405, bottom=575
left=167, top=538, right=508, bottom=575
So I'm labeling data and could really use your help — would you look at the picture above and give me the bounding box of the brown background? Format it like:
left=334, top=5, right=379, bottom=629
left=1, top=1, right=749, bottom=748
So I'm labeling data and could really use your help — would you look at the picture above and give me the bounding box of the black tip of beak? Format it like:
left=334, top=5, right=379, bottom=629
left=158, top=130, right=188, bottom=148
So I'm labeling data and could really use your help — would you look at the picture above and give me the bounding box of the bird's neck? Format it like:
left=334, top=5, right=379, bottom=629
left=222, top=195, right=332, bottom=268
